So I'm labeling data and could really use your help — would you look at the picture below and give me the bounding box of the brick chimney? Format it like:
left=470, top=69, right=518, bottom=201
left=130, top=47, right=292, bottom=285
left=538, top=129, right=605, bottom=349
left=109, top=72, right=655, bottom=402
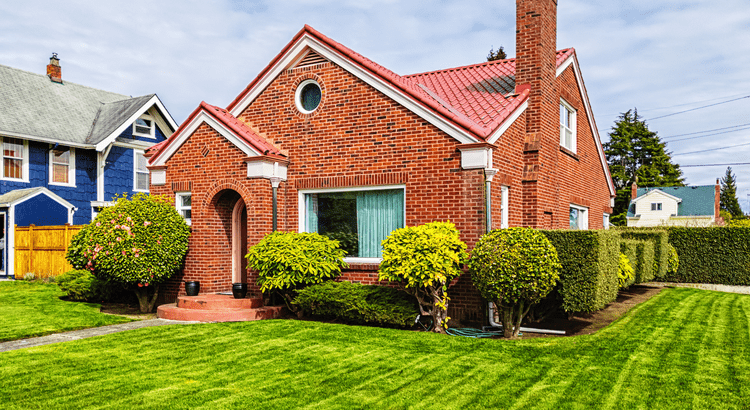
left=631, top=180, right=638, bottom=202
left=517, top=0, right=558, bottom=227
left=46, top=53, right=62, bottom=83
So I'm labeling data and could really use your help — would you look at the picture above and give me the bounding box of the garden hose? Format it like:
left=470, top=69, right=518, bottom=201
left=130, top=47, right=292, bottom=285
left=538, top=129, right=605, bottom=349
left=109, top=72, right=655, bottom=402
left=446, top=328, right=510, bottom=338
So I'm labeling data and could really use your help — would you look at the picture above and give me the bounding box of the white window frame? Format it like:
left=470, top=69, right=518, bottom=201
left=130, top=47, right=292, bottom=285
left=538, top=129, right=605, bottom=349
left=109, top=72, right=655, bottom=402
left=651, top=203, right=663, bottom=211
left=298, top=184, right=406, bottom=264
left=603, top=213, right=610, bottom=230
left=570, top=204, right=589, bottom=230
left=91, top=201, right=114, bottom=221
left=48, top=146, right=76, bottom=187
left=175, top=192, right=192, bottom=226
left=133, top=150, right=149, bottom=192
left=500, top=185, right=509, bottom=229
left=560, top=99, right=577, bottom=153
left=1, top=137, right=29, bottom=182
left=295, top=79, right=322, bottom=114
left=132, top=114, right=156, bottom=139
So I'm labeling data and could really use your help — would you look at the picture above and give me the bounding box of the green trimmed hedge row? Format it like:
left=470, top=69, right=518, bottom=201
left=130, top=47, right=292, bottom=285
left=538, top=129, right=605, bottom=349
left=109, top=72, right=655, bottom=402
left=292, top=281, right=419, bottom=327
left=619, top=239, right=655, bottom=283
left=664, top=227, right=750, bottom=285
left=541, top=230, right=620, bottom=313
left=619, top=229, right=669, bottom=279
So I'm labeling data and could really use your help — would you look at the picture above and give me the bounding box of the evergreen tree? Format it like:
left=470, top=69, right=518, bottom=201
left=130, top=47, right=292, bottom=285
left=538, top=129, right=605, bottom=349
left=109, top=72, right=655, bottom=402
left=720, top=167, right=744, bottom=218
left=487, top=46, right=507, bottom=61
left=603, top=109, right=684, bottom=225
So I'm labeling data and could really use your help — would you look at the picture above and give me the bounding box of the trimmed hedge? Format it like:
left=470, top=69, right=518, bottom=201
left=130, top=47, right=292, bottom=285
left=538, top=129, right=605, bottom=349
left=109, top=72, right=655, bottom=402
left=292, top=281, right=419, bottom=327
left=619, top=229, right=669, bottom=279
left=664, top=227, right=750, bottom=285
left=541, top=229, right=620, bottom=313
left=619, top=239, right=655, bottom=283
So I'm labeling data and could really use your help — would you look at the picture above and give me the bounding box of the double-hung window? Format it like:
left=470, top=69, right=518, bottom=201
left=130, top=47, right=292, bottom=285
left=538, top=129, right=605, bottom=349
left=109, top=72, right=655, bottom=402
left=176, top=193, right=192, bottom=225
left=133, top=114, right=155, bottom=138
left=500, top=186, right=509, bottom=229
left=569, top=204, right=588, bottom=230
left=651, top=203, right=662, bottom=211
left=134, top=150, right=149, bottom=192
left=3, top=137, right=26, bottom=181
left=302, top=187, right=404, bottom=259
left=50, top=147, right=75, bottom=186
left=560, top=99, right=576, bottom=152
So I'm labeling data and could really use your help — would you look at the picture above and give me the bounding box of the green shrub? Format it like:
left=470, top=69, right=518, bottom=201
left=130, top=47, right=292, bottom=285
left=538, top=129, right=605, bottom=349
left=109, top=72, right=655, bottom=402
left=246, top=231, right=347, bottom=313
left=619, top=229, right=669, bottom=279
left=541, top=229, right=620, bottom=313
left=666, top=244, right=679, bottom=274
left=293, top=281, right=419, bottom=327
left=66, top=193, right=191, bottom=312
left=618, top=253, right=635, bottom=288
left=379, top=221, right=467, bottom=334
left=56, top=270, right=128, bottom=302
left=728, top=218, right=750, bottom=227
left=469, top=228, right=560, bottom=338
left=619, top=239, right=655, bottom=284
left=664, top=227, right=750, bottom=285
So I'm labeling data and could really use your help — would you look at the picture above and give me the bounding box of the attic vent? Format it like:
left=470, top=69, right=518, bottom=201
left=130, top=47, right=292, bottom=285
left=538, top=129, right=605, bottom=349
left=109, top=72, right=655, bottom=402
left=295, top=50, right=328, bottom=68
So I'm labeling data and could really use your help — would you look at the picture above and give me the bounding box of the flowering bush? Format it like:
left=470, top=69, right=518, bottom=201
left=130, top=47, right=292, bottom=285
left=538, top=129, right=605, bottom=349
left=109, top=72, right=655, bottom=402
left=66, top=193, right=190, bottom=312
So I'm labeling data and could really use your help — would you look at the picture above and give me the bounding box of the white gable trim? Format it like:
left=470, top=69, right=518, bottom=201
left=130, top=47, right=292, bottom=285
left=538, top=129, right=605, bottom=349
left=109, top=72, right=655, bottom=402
left=94, top=95, right=179, bottom=152
left=560, top=55, right=616, bottom=197
left=487, top=100, right=528, bottom=144
left=631, top=189, right=682, bottom=204
left=151, top=111, right=261, bottom=167
left=228, top=35, right=480, bottom=144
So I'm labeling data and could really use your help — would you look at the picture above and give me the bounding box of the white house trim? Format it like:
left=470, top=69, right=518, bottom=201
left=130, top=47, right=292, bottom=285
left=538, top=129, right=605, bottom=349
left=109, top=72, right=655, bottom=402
left=228, top=36, right=480, bottom=145
left=487, top=100, right=529, bottom=144
left=94, top=95, right=178, bottom=152
left=631, top=189, right=683, bottom=205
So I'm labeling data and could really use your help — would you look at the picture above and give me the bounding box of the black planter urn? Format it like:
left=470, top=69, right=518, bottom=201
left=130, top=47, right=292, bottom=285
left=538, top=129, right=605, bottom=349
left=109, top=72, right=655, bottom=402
left=185, top=281, right=200, bottom=296
left=232, top=283, right=248, bottom=299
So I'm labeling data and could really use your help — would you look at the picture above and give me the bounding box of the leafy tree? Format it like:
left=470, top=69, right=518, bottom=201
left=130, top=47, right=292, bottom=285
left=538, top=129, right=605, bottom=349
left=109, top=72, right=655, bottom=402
left=720, top=167, right=744, bottom=219
left=379, top=221, right=468, bottom=334
left=245, top=232, right=347, bottom=315
left=66, top=193, right=191, bottom=312
left=603, top=109, right=684, bottom=225
left=468, top=228, right=560, bottom=338
left=487, top=46, right=507, bottom=61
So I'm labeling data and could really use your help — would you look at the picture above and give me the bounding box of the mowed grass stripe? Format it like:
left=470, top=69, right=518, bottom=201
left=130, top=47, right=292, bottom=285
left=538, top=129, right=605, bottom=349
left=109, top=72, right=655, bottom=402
left=2, top=288, right=750, bottom=409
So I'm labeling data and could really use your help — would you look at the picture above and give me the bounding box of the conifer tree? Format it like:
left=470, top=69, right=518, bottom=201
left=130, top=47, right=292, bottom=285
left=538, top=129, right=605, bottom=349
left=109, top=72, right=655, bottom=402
left=603, top=109, right=684, bottom=225
left=720, top=167, right=743, bottom=218
left=487, top=46, right=507, bottom=61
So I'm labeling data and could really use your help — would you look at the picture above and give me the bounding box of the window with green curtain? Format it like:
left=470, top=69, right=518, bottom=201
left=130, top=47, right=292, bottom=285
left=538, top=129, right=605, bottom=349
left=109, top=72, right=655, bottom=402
left=304, top=189, right=404, bottom=258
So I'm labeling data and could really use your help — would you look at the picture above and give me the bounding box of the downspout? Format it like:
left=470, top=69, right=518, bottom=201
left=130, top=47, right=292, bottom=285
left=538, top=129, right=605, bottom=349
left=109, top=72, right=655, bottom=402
left=484, top=169, right=497, bottom=233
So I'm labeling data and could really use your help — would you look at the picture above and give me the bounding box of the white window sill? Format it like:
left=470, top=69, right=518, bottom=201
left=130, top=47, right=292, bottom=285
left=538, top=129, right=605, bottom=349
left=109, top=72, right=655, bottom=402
left=133, top=188, right=150, bottom=193
left=132, top=132, right=156, bottom=139
left=49, top=182, right=76, bottom=188
left=343, top=257, right=383, bottom=264
left=0, top=177, right=29, bottom=183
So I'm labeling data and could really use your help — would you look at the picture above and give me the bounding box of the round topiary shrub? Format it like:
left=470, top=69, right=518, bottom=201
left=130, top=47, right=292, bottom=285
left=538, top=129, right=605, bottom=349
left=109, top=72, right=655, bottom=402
left=379, top=221, right=468, bottom=334
left=245, top=231, right=347, bottom=314
left=66, top=193, right=191, bottom=312
left=468, top=227, right=561, bottom=338
left=618, top=252, right=635, bottom=289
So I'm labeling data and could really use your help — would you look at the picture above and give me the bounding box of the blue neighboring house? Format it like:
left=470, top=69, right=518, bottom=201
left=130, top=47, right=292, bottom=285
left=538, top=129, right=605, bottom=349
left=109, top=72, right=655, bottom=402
left=0, top=55, right=177, bottom=278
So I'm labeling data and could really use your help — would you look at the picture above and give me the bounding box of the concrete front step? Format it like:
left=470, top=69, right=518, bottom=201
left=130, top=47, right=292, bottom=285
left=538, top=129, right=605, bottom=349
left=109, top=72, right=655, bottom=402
left=156, top=294, right=285, bottom=322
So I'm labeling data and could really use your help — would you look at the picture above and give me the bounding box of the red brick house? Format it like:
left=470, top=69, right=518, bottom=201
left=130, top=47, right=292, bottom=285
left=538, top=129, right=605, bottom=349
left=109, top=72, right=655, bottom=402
left=148, top=0, right=615, bottom=321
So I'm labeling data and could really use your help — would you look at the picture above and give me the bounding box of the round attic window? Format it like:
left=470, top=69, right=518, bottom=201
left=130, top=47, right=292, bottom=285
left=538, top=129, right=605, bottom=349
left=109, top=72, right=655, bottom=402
left=295, top=80, right=322, bottom=114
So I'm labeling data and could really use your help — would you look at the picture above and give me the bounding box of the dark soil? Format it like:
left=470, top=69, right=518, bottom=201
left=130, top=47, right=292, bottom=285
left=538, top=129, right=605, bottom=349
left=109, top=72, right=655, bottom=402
left=100, top=303, right=156, bottom=320
left=517, top=284, right=663, bottom=338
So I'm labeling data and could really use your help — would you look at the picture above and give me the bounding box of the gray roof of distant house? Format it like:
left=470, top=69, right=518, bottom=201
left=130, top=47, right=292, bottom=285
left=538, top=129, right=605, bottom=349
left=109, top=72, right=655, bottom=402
left=0, top=63, right=159, bottom=147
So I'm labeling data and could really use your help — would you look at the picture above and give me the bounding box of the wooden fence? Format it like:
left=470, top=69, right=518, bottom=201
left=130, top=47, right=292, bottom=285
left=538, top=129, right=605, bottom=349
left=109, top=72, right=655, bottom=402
left=15, top=224, right=84, bottom=279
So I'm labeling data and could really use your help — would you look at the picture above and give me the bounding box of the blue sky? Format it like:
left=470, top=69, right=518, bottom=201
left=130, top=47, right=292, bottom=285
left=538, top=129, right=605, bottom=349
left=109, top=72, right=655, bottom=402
left=3, top=0, right=750, bottom=211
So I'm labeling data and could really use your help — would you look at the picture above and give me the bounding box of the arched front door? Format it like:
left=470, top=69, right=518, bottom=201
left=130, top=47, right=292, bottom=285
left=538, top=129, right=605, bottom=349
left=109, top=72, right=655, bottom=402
left=231, top=198, right=247, bottom=284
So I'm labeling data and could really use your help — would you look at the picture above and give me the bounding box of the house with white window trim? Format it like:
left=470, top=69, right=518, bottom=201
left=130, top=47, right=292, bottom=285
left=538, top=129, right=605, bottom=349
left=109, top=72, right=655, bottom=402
left=0, top=55, right=177, bottom=278
left=626, top=181, right=720, bottom=227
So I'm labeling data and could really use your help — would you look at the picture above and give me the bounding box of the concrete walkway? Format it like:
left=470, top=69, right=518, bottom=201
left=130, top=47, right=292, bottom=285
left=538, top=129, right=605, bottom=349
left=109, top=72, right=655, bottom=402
left=647, top=282, right=750, bottom=295
left=0, top=319, right=201, bottom=353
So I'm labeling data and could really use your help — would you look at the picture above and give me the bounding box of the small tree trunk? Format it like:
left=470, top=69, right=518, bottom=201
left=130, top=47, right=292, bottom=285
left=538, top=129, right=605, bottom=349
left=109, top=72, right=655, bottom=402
left=134, top=286, right=160, bottom=313
left=429, top=286, right=449, bottom=334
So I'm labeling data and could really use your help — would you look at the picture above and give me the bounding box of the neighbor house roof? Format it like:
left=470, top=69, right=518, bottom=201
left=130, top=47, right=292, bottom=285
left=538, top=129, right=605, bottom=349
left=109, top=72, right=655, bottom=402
left=628, top=186, right=716, bottom=217
left=0, top=187, right=74, bottom=209
left=0, top=64, right=176, bottom=150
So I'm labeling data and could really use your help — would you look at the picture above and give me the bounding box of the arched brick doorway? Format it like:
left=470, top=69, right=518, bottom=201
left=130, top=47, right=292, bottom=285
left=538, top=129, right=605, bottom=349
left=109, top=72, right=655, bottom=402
left=207, top=189, right=248, bottom=291
left=232, top=198, right=247, bottom=284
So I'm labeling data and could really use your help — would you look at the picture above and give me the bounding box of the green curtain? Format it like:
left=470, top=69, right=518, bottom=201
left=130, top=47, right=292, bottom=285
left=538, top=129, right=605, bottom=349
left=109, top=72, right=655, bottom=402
left=356, top=189, right=404, bottom=258
left=306, top=194, right=318, bottom=233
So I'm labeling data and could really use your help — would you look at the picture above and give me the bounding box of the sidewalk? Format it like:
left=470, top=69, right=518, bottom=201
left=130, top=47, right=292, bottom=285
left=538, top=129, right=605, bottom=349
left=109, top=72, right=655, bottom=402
left=647, top=282, right=750, bottom=295
left=0, top=319, right=201, bottom=353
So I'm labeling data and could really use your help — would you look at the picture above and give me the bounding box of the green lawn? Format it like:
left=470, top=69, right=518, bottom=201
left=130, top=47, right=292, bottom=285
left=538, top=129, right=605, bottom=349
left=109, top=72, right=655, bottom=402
left=0, top=281, right=133, bottom=342
left=0, top=287, right=748, bottom=409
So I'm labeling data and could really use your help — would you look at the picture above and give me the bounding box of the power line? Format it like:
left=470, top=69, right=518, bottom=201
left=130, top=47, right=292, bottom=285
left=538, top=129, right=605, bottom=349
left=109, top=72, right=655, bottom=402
left=662, top=122, right=750, bottom=139
left=673, top=140, right=750, bottom=156
left=681, top=162, right=750, bottom=168
left=646, top=95, right=750, bottom=121
left=664, top=127, right=750, bottom=143
left=600, top=91, right=750, bottom=117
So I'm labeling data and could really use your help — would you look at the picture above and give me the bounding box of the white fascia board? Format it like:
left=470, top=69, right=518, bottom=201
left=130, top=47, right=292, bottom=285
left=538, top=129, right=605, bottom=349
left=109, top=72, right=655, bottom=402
left=631, top=189, right=682, bottom=204
left=8, top=187, right=76, bottom=211
left=151, top=112, right=260, bottom=167
left=0, top=130, right=93, bottom=149
left=148, top=95, right=179, bottom=132
left=228, top=36, right=480, bottom=145
left=95, top=95, right=170, bottom=152
left=113, top=140, right=156, bottom=150
left=563, top=56, right=616, bottom=197
left=487, top=100, right=528, bottom=144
